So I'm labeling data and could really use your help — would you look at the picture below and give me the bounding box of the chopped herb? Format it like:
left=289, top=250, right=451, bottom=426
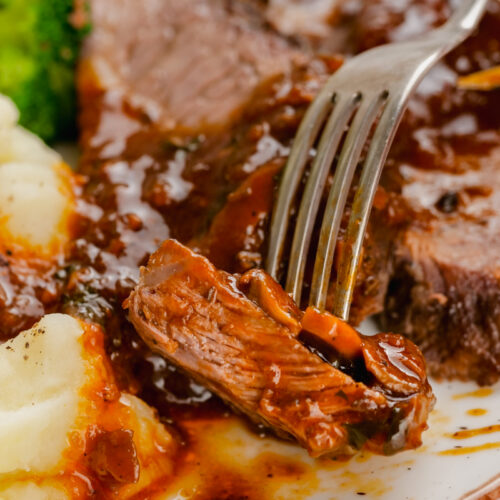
left=335, top=389, right=349, bottom=401
left=162, top=135, right=205, bottom=153
left=344, top=423, right=370, bottom=450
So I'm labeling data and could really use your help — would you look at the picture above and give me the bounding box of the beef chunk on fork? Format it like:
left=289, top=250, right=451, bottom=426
left=77, top=0, right=500, bottom=385
left=126, top=239, right=434, bottom=457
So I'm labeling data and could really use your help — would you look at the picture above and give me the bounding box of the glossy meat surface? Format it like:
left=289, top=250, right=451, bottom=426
left=126, top=240, right=434, bottom=457
left=365, top=1, right=500, bottom=383
left=72, top=0, right=500, bottom=385
left=0, top=2, right=496, bottom=451
left=81, top=0, right=307, bottom=133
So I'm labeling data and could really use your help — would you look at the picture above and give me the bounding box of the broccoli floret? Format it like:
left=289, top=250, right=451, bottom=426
left=0, top=0, right=90, bottom=142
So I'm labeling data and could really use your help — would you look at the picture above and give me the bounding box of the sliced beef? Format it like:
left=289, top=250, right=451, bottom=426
left=356, top=0, right=500, bottom=384
left=126, top=239, right=434, bottom=457
left=381, top=147, right=500, bottom=383
left=72, top=0, right=500, bottom=414
left=82, top=0, right=307, bottom=134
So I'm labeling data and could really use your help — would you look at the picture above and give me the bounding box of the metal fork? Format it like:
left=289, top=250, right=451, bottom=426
left=266, top=0, right=488, bottom=321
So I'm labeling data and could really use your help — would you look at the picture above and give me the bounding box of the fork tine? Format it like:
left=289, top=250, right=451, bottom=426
left=309, top=91, right=389, bottom=312
left=286, top=93, right=360, bottom=305
left=267, top=0, right=486, bottom=315
left=266, top=89, right=334, bottom=280
left=333, top=95, right=401, bottom=320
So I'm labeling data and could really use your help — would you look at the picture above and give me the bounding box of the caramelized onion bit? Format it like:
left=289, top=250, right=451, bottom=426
left=301, top=307, right=363, bottom=359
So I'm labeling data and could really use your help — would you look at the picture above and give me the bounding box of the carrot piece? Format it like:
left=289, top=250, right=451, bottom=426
left=302, top=306, right=363, bottom=359
left=457, top=66, right=500, bottom=91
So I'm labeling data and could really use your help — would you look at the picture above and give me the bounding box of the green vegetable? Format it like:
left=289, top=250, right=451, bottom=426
left=343, top=423, right=371, bottom=450
left=0, top=0, right=90, bottom=142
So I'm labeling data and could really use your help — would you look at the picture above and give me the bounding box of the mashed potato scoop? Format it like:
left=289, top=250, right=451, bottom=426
left=0, top=313, right=176, bottom=498
left=0, top=94, right=75, bottom=256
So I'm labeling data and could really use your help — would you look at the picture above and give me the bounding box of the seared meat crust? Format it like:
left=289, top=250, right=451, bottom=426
left=75, top=0, right=500, bottom=384
left=126, top=240, right=434, bottom=457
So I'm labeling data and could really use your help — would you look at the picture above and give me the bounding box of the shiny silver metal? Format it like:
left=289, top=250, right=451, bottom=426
left=266, top=0, right=488, bottom=320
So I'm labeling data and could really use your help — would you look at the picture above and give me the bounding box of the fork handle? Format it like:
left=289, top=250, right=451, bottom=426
left=438, top=0, right=488, bottom=49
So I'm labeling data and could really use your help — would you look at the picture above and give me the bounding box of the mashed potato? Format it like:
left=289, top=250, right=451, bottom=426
left=0, top=95, right=75, bottom=257
left=0, top=95, right=176, bottom=498
left=0, top=314, right=176, bottom=498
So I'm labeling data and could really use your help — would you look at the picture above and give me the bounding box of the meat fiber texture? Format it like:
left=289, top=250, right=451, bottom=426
left=77, top=0, right=500, bottom=384
left=126, top=239, right=434, bottom=458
